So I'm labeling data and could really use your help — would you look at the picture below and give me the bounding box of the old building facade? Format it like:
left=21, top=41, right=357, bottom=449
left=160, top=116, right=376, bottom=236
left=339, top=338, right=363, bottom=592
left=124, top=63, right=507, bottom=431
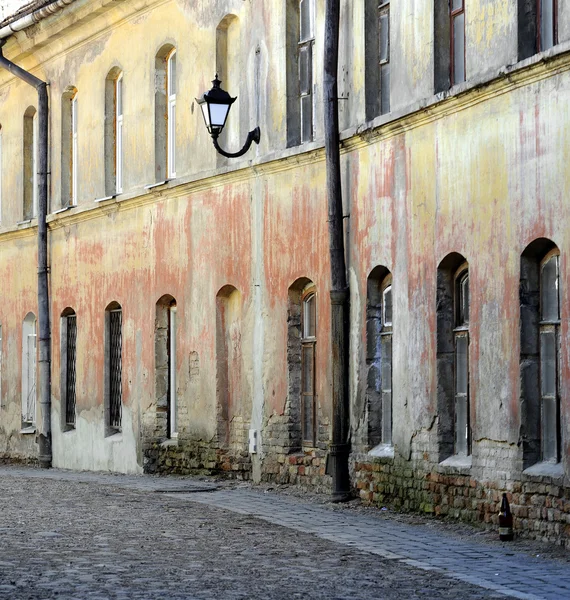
left=0, top=0, right=569, bottom=545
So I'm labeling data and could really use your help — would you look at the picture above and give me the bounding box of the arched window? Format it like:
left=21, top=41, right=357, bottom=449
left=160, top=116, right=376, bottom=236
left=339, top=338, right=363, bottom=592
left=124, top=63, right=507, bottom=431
left=436, top=253, right=470, bottom=461
left=520, top=239, right=562, bottom=467
left=216, top=286, right=242, bottom=448
left=61, top=87, right=78, bottom=207
left=23, top=106, right=38, bottom=220
left=104, top=69, right=123, bottom=196
left=22, top=312, right=37, bottom=429
left=60, top=308, right=77, bottom=429
left=154, top=45, right=177, bottom=182
left=105, top=302, right=122, bottom=435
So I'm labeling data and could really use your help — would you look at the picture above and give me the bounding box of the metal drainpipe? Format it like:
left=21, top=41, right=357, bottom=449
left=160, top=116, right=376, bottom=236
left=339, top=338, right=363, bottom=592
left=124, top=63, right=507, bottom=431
left=324, top=0, right=350, bottom=501
left=0, top=46, right=52, bottom=469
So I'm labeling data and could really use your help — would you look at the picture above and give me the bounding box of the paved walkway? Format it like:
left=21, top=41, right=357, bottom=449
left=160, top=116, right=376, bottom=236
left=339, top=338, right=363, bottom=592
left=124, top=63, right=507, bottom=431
left=177, top=490, right=570, bottom=600
left=1, top=466, right=569, bottom=599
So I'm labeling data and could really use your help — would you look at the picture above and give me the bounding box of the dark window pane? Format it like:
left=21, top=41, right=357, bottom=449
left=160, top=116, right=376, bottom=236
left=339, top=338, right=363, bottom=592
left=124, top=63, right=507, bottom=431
left=453, top=13, right=465, bottom=84
left=540, top=328, right=556, bottom=397
left=456, top=334, right=468, bottom=394
left=452, top=0, right=463, bottom=11
left=541, top=255, right=559, bottom=321
left=303, top=293, right=316, bottom=338
left=109, top=310, right=122, bottom=429
left=301, top=95, right=313, bottom=143
left=66, top=314, right=77, bottom=426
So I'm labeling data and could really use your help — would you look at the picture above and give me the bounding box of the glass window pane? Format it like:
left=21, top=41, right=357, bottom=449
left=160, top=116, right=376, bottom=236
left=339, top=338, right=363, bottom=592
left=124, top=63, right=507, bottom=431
left=380, top=63, right=390, bottom=115
left=300, top=0, right=313, bottom=42
left=542, top=396, right=558, bottom=462
left=453, top=13, right=465, bottom=84
left=168, top=52, right=177, bottom=96
left=299, top=45, right=312, bottom=95
left=540, top=0, right=555, bottom=51
left=456, top=334, right=468, bottom=394
left=383, top=285, right=392, bottom=326
left=301, top=95, right=313, bottom=143
left=452, top=0, right=463, bottom=11
left=382, top=391, right=392, bottom=445
left=379, top=9, right=390, bottom=63
left=303, top=394, right=313, bottom=442
left=116, top=77, right=122, bottom=117
left=302, top=344, right=314, bottom=393
left=455, top=395, right=468, bottom=455
left=541, top=255, right=559, bottom=321
left=540, top=329, right=557, bottom=397
left=381, top=335, right=392, bottom=391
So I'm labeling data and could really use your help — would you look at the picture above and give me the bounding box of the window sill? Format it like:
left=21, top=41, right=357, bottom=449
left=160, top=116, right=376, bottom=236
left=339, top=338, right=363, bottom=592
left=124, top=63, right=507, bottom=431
left=160, top=436, right=178, bottom=448
left=20, top=426, right=36, bottom=435
left=144, top=180, right=170, bottom=190
left=94, top=195, right=116, bottom=203
left=62, top=424, right=75, bottom=433
left=522, top=461, right=564, bottom=481
left=105, top=431, right=123, bottom=442
left=368, top=444, right=394, bottom=459
left=52, top=205, right=73, bottom=215
left=438, top=454, right=472, bottom=474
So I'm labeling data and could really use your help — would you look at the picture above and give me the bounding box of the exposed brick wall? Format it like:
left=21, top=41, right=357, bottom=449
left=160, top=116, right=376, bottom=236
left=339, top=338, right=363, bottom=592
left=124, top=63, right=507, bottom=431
left=352, top=451, right=570, bottom=547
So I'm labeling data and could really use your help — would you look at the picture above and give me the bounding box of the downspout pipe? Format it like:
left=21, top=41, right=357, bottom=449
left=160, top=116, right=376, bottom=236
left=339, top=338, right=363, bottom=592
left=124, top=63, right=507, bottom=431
left=0, top=46, right=51, bottom=469
left=324, top=0, right=350, bottom=501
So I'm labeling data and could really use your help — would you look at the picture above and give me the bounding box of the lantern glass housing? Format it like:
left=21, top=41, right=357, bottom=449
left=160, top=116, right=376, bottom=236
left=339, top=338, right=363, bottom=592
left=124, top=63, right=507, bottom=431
left=197, top=75, right=236, bottom=136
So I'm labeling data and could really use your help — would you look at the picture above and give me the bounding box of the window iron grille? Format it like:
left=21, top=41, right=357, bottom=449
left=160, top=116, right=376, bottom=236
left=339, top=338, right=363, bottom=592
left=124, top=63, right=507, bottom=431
left=109, top=309, right=122, bottom=429
left=65, top=314, right=77, bottom=426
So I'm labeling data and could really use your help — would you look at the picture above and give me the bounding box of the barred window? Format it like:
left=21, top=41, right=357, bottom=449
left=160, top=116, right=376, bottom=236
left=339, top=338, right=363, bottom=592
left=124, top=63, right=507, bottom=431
left=105, top=303, right=122, bottom=434
left=61, top=309, right=77, bottom=429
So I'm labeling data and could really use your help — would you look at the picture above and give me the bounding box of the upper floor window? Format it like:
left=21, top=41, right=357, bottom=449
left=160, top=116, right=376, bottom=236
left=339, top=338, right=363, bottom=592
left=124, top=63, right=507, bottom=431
left=154, top=46, right=177, bottom=183
left=365, top=1, right=391, bottom=119
left=299, top=0, right=315, bottom=143
left=451, top=0, right=466, bottom=86
left=518, top=0, right=558, bottom=60
left=23, top=106, right=38, bottom=220
left=104, top=69, right=123, bottom=196
left=61, top=87, right=78, bottom=207
left=286, top=0, right=315, bottom=146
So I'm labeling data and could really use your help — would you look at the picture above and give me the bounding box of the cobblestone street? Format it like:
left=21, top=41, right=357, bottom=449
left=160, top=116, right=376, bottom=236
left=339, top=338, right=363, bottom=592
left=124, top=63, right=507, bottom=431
left=0, top=467, right=569, bottom=599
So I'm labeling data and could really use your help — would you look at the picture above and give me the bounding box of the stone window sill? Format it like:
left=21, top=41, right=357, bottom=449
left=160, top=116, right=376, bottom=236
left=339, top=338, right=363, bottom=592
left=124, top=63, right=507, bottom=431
left=105, top=431, right=123, bottom=442
left=522, top=461, right=564, bottom=482
left=20, top=426, right=36, bottom=435
left=438, top=454, right=472, bottom=475
left=160, top=437, right=178, bottom=448
left=368, top=444, right=394, bottom=459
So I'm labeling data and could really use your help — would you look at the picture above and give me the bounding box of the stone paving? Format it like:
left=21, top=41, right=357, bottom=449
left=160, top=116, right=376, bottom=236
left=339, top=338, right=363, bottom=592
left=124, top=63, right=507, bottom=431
left=0, top=466, right=568, bottom=599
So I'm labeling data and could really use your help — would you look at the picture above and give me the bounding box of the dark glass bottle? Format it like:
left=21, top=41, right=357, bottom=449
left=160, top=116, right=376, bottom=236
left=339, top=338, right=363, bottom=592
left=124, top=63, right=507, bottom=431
left=498, top=493, right=514, bottom=541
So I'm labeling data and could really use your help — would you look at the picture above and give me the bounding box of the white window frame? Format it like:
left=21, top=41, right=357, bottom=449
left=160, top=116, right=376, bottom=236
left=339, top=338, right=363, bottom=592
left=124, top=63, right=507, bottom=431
left=32, top=112, right=38, bottom=218
left=115, top=74, right=123, bottom=194
left=167, top=49, right=176, bottom=180
left=71, top=94, right=78, bottom=205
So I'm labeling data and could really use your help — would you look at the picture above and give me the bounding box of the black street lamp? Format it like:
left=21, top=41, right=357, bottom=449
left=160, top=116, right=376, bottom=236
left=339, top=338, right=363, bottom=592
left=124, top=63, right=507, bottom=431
left=197, top=75, right=260, bottom=159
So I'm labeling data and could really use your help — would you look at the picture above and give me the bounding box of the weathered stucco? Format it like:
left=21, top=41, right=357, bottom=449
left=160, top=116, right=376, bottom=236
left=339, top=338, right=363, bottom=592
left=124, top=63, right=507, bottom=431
left=0, top=0, right=569, bottom=542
